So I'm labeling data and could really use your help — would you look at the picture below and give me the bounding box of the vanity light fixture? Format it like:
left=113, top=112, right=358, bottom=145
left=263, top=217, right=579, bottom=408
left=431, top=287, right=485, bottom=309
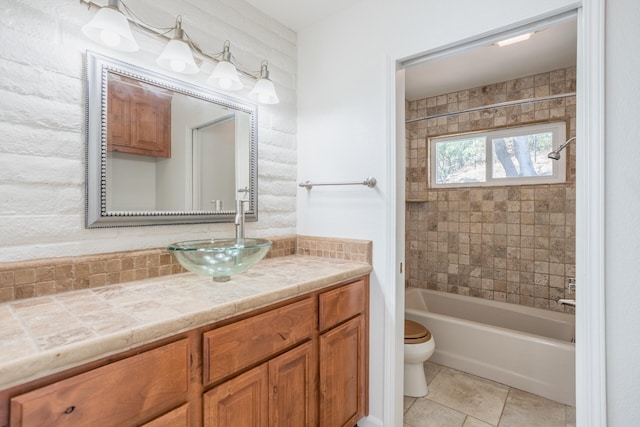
left=248, top=62, right=280, bottom=105
left=81, top=0, right=138, bottom=52
left=156, top=16, right=199, bottom=74
left=496, top=32, right=534, bottom=47
left=79, top=0, right=280, bottom=104
left=207, top=41, right=243, bottom=90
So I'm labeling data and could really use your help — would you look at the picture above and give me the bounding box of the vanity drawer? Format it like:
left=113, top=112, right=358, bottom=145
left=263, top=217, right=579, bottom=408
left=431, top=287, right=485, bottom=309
left=319, top=279, right=366, bottom=331
left=141, top=403, right=189, bottom=427
left=203, top=297, right=314, bottom=386
left=10, top=339, right=189, bottom=427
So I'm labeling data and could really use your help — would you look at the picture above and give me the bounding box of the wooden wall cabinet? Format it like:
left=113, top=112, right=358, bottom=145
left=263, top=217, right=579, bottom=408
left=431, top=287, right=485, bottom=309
left=107, top=76, right=172, bottom=158
left=2, top=277, right=369, bottom=427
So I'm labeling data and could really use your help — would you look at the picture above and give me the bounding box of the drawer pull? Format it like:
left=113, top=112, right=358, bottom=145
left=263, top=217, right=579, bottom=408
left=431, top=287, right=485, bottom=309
left=64, top=406, right=76, bottom=414
left=277, top=332, right=288, bottom=341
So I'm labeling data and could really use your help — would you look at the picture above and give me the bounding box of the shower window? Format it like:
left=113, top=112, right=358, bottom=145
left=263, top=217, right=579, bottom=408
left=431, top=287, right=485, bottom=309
left=429, top=121, right=567, bottom=188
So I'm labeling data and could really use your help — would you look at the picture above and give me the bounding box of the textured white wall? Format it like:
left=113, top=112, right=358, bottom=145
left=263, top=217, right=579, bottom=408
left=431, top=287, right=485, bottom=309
left=0, top=0, right=297, bottom=262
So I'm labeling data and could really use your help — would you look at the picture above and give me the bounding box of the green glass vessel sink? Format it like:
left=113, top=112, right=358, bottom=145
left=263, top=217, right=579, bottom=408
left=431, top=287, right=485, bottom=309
left=168, top=238, right=272, bottom=282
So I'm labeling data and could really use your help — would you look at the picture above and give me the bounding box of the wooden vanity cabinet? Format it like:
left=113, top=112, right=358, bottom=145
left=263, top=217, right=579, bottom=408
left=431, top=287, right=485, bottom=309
left=202, top=297, right=316, bottom=426
left=318, top=279, right=369, bottom=427
left=203, top=341, right=315, bottom=427
left=107, top=76, right=172, bottom=158
left=3, top=276, right=369, bottom=427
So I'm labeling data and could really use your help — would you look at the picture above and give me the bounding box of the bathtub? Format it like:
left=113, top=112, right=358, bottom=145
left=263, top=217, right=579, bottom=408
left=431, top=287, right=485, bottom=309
left=405, top=287, right=575, bottom=406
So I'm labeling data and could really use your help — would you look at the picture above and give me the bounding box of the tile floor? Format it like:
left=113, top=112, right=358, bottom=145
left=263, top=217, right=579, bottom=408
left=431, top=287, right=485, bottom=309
left=404, top=362, right=576, bottom=427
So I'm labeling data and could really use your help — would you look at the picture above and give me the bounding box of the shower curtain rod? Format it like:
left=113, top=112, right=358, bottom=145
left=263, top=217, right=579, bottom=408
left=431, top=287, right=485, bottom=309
left=405, top=92, right=576, bottom=124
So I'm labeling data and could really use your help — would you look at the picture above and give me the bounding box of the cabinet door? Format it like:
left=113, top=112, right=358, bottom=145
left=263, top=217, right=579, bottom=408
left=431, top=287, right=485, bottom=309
left=269, top=341, right=315, bottom=427
left=203, top=364, right=269, bottom=427
left=107, top=76, right=171, bottom=158
left=107, top=80, right=132, bottom=150
left=130, top=91, right=171, bottom=157
left=319, top=316, right=367, bottom=427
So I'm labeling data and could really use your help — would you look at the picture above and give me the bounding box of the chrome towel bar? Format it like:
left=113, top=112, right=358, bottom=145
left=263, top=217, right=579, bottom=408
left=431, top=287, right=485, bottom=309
left=298, top=177, right=377, bottom=190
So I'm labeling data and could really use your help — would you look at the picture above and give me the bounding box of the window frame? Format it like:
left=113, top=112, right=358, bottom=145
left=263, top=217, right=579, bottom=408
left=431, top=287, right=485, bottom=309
left=428, top=121, right=568, bottom=188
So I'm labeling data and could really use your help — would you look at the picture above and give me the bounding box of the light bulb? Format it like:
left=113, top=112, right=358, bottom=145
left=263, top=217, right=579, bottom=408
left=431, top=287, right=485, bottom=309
left=207, top=60, right=242, bottom=91
left=218, top=78, right=233, bottom=90
left=259, top=93, right=270, bottom=104
left=156, top=38, right=199, bottom=74
left=82, top=4, right=138, bottom=52
left=99, top=29, right=121, bottom=47
left=170, top=59, right=187, bottom=73
left=248, top=76, right=279, bottom=104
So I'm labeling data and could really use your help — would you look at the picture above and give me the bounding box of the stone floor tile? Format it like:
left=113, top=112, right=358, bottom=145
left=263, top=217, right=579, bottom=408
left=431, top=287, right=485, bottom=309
left=424, top=360, right=442, bottom=384
left=404, top=398, right=466, bottom=427
left=426, top=368, right=509, bottom=425
left=498, top=389, right=566, bottom=427
left=404, top=396, right=417, bottom=413
left=463, top=416, right=496, bottom=427
left=566, top=405, right=576, bottom=427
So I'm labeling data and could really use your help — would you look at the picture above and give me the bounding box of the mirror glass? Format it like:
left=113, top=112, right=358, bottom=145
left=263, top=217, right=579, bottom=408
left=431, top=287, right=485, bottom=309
left=86, top=51, right=258, bottom=227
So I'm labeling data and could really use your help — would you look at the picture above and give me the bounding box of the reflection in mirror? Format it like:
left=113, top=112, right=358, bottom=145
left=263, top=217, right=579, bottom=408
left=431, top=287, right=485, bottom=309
left=86, top=51, right=258, bottom=227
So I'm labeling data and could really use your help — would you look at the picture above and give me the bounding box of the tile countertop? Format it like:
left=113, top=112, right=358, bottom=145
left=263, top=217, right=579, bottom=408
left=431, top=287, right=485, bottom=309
left=0, top=255, right=372, bottom=390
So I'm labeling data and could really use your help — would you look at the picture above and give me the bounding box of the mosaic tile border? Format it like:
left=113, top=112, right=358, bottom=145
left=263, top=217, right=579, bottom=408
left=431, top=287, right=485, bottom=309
left=0, top=235, right=370, bottom=303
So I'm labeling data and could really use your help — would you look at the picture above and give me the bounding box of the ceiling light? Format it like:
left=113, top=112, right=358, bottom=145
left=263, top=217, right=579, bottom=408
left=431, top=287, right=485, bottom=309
left=81, top=0, right=138, bottom=52
left=80, top=0, right=279, bottom=104
left=249, top=62, right=279, bottom=105
left=496, top=32, right=534, bottom=47
left=207, top=41, right=243, bottom=90
left=156, top=16, right=199, bottom=74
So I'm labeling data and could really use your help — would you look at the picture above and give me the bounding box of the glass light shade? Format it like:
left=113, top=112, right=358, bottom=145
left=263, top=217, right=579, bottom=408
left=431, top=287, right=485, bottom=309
left=248, top=78, right=279, bottom=104
left=82, top=6, right=139, bottom=52
left=207, top=61, right=243, bottom=90
left=156, top=39, right=199, bottom=74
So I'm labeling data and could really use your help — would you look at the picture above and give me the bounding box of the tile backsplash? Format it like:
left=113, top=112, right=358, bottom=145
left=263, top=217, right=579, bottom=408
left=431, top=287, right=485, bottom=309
left=0, top=235, right=371, bottom=303
left=405, top=67, right=576, bottom=313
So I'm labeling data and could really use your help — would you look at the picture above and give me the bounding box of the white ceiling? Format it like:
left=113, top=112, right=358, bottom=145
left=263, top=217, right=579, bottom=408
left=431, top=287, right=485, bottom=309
left=404, top=19, right=577, bottom=101
left=245, top=0, right=362, bottom=32
left=244, top=2, right=577, bottom=101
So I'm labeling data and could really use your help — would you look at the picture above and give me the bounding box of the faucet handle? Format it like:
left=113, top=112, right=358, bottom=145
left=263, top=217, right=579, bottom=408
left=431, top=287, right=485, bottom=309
left=567, top=277, right=576, bottom=294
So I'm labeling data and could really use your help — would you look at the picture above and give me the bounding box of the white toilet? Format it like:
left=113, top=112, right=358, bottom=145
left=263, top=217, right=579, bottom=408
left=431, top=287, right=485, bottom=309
left=404, top=319, right=435, bottom=397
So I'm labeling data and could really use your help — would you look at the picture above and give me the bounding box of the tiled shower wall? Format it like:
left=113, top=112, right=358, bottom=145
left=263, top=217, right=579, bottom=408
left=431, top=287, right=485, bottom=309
left=405, top=67, right=576, bottom=312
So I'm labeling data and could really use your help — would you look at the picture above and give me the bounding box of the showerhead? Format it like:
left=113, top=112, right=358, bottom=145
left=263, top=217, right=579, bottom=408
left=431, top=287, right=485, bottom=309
left=547, top=136, right=576, bottom=161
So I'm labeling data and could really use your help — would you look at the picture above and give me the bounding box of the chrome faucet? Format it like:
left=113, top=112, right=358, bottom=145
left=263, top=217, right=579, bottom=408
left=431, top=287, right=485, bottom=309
left=558, top=277, right=577, bottom=306
left=235, top=200, right=247, bottom=244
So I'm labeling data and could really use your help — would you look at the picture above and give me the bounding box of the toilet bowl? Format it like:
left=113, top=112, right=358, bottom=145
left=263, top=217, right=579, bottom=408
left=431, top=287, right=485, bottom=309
left=404, top=319, right=435, bottom=397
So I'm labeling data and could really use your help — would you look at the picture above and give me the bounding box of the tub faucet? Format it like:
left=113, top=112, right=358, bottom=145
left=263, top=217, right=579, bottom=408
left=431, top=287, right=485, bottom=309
left=558, top=298, right=576, bottom=307
left=235, top=200, right=247, bottom=244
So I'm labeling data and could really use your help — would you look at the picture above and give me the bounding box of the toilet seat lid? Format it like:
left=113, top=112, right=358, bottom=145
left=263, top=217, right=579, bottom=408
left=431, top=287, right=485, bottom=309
left=405, top=320, right=431, bottom=343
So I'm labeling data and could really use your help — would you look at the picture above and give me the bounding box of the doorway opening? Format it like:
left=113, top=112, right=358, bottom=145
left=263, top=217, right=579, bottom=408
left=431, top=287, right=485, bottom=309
left=397, top=9, right=588, bottom=424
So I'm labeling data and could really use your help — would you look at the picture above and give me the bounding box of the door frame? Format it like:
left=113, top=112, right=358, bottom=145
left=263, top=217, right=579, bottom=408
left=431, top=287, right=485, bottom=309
left=391, top=1, right=606, bottom=425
